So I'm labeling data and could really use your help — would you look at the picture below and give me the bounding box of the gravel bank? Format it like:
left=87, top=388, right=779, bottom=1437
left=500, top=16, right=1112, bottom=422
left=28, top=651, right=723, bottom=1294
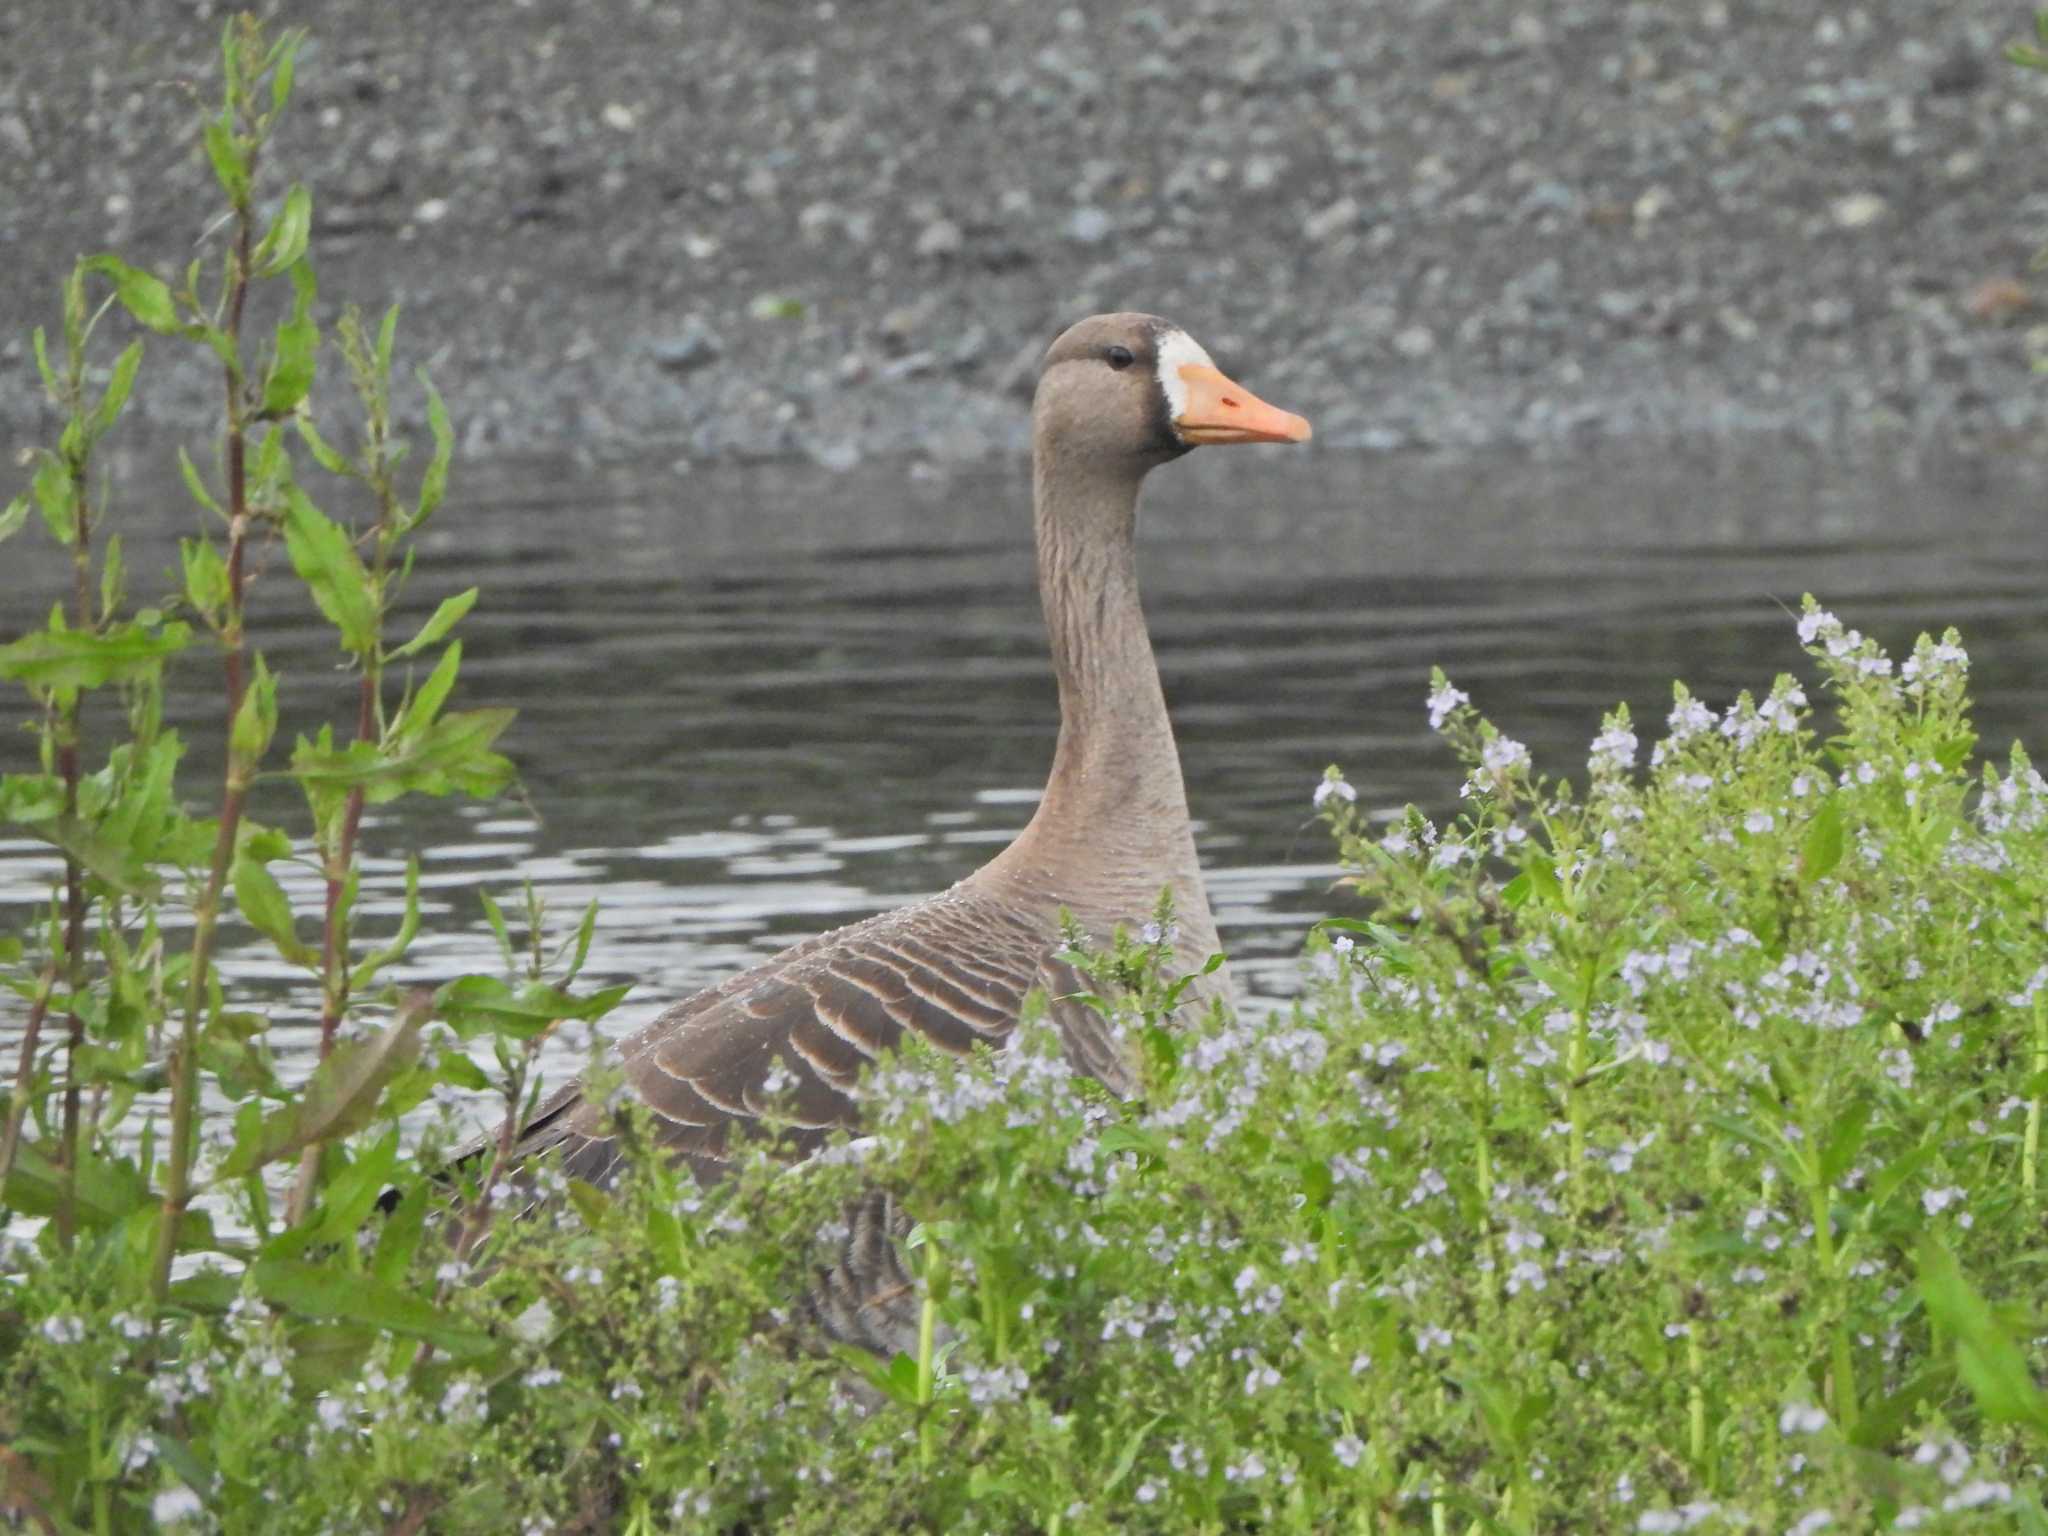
left=3, top=0, right=2046, bottom=466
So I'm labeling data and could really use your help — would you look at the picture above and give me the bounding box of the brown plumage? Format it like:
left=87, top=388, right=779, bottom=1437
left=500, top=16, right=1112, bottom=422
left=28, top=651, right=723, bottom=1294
left=497, top=315, right=1309, bottom=1308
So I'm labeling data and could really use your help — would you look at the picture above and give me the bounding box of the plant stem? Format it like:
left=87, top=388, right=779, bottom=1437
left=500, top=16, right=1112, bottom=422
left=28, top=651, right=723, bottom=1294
left=2027, top=995, right=2045, bottom=1207
left=53, top=443, right=96, bottom=1250
left=150, top=195, right=256, bottom=1302
left=0, top=961, right=60, bottom=1194
left=1565, top=1006, right=1588, bottom=1211
left=916, top=1284, right=939, bottom=1473
left=1686, top=1328, right=1707, bottom=1470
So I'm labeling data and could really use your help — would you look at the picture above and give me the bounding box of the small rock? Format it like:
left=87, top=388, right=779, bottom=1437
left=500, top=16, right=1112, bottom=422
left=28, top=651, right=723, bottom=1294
left=1831, top=192, right=1887, bottom=229
left=1966, top=276, right=2031, bottom=323
left=414, top=197, right=450, bottom=225
left=1302, top=196, right=1359, bottom=243
left=1632, top=185, right=1669, bottom=226
left=1928, top=49, right=1985, bottom=96
left=1066, top=206, right=1113, bottom=244
left=650, top=320, right=723, bottom=374
left=878, top=350, right=939, bottom=380
left=879, top=298, right=937, bottom=348
left=1718, top=306, right=1759, bottom=342
left=0, top=114, right=30, bottom=158
left=1241, top=154, right=1285, bottom=193
left=1393, top=324, right=1436, bottom=359
left=601, top=102, right=637, bottom=131
left=915, top=218, right=964, bottom=259
left=808, top=439, right=862, bottom=473
left=951, top=323, right=990, bottom=367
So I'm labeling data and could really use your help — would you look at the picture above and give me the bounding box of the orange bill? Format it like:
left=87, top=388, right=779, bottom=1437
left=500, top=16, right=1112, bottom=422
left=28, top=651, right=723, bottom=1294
left=1173, top=365, right=1312, bottom=445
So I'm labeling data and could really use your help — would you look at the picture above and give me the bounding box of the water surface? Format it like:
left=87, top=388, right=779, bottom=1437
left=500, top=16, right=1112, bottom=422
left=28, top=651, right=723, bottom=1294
left=2, top=445, right=2043, bottom=1094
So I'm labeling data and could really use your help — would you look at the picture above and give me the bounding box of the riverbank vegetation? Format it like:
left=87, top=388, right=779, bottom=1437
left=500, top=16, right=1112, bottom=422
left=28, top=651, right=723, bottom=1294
left=3, top=17, right=2045, bottom=1535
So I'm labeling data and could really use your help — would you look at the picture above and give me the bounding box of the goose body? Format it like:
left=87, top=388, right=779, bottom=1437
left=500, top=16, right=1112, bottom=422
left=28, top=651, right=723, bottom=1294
left=504, top=313, right=1309, bottom=1189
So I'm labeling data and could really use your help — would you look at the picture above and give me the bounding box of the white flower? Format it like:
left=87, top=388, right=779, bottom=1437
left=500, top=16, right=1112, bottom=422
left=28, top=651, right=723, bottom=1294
left=1590, top=723, right=1638, bottom=772
left=1743, top=810, right=1775, bottom=834
left=152, top=1487, right=204, bottom=1525
left=1334, top=1433, right=1364, bottom=1468
left=1797, top=608, right=1839, bottom=646
left=1481, top=735, right=1530, bottom=777
left=1415, top=1323, right=1452, bottom=1353
left=1788, top=1511, right=1835, bottom=1536
left=1665, top=696, right=1716, bottom=743
left=1314, top=775, right=1358, bottom=808
left=1427, top=680, right=1471, bottom=730
left=1778, top=1403, right=1828, bottom=1435
left=1920, top=1186, right=1965, bottom=1217
left=39, top=1314, right=84, bottom=1346
left=1942, top=1481, right=2012, bottom=1512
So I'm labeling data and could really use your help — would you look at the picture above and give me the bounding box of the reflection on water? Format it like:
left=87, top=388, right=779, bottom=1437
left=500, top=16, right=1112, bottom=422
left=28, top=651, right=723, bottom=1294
left=2, top=444, right=2045, bottom=1081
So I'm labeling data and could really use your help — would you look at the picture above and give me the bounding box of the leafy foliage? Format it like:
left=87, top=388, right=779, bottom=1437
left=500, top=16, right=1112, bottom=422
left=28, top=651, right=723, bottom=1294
left=5, top=13, right=2047, bottom=1536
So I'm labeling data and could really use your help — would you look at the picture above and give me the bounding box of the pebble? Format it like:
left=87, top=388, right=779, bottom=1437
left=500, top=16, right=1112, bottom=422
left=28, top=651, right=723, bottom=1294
left=915, top=219, right=964, bottom=259
left=4, top=0, right=2042, bottom=460
left=650, top=320, right=723, bottom=374
left=1302, top=197, right=1358, bottom=243
left=1392, top=325, right=1436, bottom=359
left=1066, top=207, right=1113, bottom=244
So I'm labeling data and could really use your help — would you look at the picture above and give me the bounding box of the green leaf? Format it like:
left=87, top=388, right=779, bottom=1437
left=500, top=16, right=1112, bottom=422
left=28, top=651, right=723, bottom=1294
left=372, top=1180, right=428, bottom=1285
left=260, top=261, right=319, bottom=417
left=269, top=30, right=302, bottom=117
left=33, top=455, right=73, bottom=544
left=350, top=855, right=421, bottom=991
left=1817, top=1096, right=1872, bottom=1188
left=435, top=1050, right=490, bottom=1092
left=433, top=974, right=631, bottom=1042
left=282, top=488, right=380, bottom=656
left=1917, top=1238, right=2048, bottom=1436
left=377, top=306, right=400, bottom=384
left=31, top=811, right=165, bottom=899
left=0, top=1138, right=150, bottom=1229
left=296, top=416, right=353, bottom=477
left=215, top=1002, right=427, bottom=1177
left=203, top=108, right=250, bottom=205
left=230, top=655, right=279, bottom=764
left=566, top=1178, right=613, bottom=1230
left=1798, top=794, right=1845, bottom=885
left=0, top=495, right=29, bottom=546
left=177, top=446, right=223, bottom=519
left=1101, top=1412, right=1166, bottom=1494
left=415, top=369, right=453, bottom=526
left=90, top=339, right=144, bottom=443
left=84, top=255, right=181, bottom=335
left=99, top=533, right=125, bottom=620
left=182, top=537, right=230, bottom=618
left=31, top=325, right=57, bottom=397
left=389, top=587, right=477, bottom=660
left=255, top=183, right=313, bottom=278
left=0, top=619, right=192, bottom=691
left=234, top=850, right=315, bottom=967
left=252, top=1258, right=499, bottom=1359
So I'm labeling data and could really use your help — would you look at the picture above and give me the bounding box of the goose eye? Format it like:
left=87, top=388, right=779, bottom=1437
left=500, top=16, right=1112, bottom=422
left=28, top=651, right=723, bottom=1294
left=1104, top=345, right=1135, bottom=371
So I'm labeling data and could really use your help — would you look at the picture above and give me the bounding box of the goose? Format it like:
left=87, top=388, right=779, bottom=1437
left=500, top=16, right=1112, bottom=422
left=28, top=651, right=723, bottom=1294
left=497, top=313, right=1309, bottom=1284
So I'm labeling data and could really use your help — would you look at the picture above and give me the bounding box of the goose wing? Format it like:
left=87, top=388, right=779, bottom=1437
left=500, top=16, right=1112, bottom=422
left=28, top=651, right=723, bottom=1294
left=504, top=886, right=1127, bottom=1188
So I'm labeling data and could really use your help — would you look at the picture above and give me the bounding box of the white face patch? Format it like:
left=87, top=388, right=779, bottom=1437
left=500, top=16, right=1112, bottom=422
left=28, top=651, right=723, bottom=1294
left=1153, top=328, right=1217, bottom=433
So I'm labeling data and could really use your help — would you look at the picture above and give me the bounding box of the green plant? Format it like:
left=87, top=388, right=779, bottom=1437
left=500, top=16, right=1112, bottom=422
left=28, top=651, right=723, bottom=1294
left=0, top=17, right=623, bottom=1529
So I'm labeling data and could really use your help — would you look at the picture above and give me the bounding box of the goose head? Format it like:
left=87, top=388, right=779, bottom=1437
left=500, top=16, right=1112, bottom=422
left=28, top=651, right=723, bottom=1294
left=1032, top=313, right=1311, bottom=469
